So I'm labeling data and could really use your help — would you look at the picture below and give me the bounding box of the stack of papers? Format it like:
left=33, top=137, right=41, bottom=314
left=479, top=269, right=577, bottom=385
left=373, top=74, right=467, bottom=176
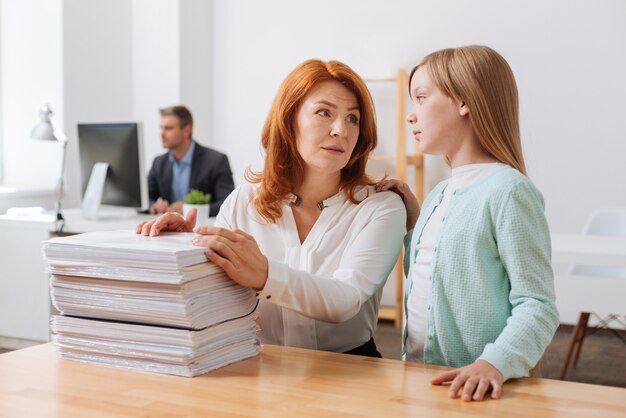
left=42, top=230, right=260, bottom=376
left=49, top=274, right=256, bottom=328
left=51, top=315, right=259, bottom=377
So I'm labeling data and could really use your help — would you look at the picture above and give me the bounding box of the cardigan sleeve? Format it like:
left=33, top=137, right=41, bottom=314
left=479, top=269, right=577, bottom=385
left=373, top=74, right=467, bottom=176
left=478, top=181, right=560, bottom=380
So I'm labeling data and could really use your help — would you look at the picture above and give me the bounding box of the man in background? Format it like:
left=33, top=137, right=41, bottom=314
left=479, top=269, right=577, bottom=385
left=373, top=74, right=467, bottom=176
left=148, top=105, right=234, bottom=217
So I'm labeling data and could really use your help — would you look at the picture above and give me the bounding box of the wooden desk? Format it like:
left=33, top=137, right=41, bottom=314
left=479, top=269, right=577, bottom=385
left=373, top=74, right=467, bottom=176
left=0, top=344, right=624, bottom=417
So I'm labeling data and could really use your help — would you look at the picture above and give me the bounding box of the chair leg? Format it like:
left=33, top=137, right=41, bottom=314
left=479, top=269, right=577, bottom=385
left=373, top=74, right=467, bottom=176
left=559, top=312, right=589, bottom=380
left=572, top=312, right=590, bottom=368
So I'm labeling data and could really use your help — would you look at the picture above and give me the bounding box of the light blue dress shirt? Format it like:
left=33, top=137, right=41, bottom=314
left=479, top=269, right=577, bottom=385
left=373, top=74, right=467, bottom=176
left=168, top=141, right=195, bottom=203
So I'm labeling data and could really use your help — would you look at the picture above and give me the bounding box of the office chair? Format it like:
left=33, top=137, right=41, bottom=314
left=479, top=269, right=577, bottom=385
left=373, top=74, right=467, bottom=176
left=559, top=208, right=626, bottom=380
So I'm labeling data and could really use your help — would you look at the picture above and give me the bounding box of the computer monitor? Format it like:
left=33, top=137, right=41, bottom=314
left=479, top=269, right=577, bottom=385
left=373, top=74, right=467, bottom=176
left=77, top=122, right=148, bottom=219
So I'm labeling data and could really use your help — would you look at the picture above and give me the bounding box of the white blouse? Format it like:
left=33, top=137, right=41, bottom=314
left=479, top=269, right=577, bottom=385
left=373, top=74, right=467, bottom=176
left=215, top=183, right=406, bottom=352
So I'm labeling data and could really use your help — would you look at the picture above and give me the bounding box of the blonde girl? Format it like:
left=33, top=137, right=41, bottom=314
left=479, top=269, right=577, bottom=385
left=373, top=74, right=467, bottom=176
left=378, top=45, right=559, bottom=401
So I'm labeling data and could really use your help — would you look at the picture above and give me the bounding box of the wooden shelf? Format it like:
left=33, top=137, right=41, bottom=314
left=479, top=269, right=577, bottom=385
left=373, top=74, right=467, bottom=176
left=368, top=69, right=424, bottom=328
left=369, top=155, right=395, bottom=161
left=378, top=306, right=396, bottom=321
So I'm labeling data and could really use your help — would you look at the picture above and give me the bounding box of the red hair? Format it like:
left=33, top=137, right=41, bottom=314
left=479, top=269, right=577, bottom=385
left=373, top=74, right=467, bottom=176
left=246, top=59, right=378, bottom=223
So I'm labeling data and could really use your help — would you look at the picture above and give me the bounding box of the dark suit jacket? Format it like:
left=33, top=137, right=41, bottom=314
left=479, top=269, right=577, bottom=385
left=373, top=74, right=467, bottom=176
left=148, top=141, right=235, bottom=217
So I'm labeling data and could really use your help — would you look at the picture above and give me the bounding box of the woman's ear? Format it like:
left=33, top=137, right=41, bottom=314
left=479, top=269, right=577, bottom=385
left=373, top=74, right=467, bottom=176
left=459, top=101, right=469, bottom=116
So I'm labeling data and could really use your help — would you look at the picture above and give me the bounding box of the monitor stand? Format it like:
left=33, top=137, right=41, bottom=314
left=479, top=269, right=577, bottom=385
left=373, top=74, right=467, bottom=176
left=81, top=162, right=109, bottom=220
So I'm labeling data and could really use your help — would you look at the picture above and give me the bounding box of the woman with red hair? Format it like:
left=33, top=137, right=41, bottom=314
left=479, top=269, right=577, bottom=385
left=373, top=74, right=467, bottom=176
left=138, top=59, right=406, bottom=357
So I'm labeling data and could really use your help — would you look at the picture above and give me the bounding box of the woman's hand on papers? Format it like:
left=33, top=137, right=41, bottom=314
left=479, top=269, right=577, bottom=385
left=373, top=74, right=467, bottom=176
left=430, top=360, right=504, bottom=401
left=191, top=226, right=269, bottom=291
left=375, top=179, right=420, bottom=231
left=136, top=208, right=198, bottom=236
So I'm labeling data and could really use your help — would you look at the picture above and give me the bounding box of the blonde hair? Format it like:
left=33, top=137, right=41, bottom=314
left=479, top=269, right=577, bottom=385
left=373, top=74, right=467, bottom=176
left=409, top=45, right=526, bottom=175
left=246, top=59, right=377, bottom=223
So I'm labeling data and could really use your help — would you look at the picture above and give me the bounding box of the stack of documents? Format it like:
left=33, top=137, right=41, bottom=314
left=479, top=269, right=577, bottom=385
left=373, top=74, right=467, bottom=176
left=42, top=230, right=260, bottom=376
left=51, top=314, right=259, bottom=377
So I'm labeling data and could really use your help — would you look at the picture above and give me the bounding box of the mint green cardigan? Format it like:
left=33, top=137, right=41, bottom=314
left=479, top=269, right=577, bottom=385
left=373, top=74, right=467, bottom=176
left=402, top=165, right=559, bottom=380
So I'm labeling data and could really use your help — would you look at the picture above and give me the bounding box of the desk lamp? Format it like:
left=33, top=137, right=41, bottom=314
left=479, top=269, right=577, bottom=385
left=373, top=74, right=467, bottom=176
left=31, top=104, right=68, bottom=231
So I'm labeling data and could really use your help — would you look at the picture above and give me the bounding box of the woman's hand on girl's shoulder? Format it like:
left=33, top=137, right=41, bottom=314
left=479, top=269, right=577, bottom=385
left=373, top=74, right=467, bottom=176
left=375, top=179, right=420, bottom=231
left=136, top=208, right=197, bottom=236
left=430, top=360, right=504, bottom=402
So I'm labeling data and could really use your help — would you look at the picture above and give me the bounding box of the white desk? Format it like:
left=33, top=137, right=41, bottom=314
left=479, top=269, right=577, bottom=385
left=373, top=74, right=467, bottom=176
left=551, top=233, right=626, bottom=322
left=0, top=207, right=156, bottom=233
left=552, top=233, right=626, bottom=267
left=0, top=209, right=213, bottom=346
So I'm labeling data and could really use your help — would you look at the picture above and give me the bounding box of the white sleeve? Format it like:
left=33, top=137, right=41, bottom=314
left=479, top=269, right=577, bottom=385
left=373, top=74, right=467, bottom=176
left=257, top=195, right=406, bottom=323
left=213, top=187, right=238, bottom=229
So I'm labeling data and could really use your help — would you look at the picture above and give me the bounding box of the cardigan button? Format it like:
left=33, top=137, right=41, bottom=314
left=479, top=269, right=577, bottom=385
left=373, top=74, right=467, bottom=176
left=266, top=295, right=271, bottom=300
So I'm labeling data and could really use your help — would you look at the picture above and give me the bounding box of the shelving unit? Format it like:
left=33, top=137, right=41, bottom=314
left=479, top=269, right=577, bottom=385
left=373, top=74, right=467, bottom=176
left=365, top=69, right=424, bottom=328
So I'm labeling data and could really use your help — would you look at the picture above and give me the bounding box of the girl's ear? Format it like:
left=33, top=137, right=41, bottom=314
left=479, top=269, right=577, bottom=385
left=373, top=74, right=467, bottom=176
left=459, top=101, right=469, bottom=116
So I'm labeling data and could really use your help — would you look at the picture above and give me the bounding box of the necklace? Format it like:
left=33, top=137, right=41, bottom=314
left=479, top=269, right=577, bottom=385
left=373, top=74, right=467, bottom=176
left=290, top=193, right=328, bottom=211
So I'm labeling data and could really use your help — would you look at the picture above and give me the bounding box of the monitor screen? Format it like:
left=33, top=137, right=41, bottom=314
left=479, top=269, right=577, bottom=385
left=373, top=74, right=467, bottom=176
left=77, top=123, right=148, bottom=212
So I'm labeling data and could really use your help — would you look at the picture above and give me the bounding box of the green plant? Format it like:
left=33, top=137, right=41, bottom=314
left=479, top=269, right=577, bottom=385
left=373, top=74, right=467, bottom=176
left=184, top=189, right=212, bottom=205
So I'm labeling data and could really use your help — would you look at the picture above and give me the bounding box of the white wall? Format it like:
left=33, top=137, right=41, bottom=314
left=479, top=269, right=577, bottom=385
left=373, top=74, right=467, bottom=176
left=0, top=3, right=3, bottom=185
left=210, top=0, right=626, bottom=235
left=132, top=0, right=181, bottom=171
left=180, top=0, right=212, bottom=151
left=132, top=0, right=213, bottom=169
left=0, top=0, right=64, bottom=190
left=62, top=0, right=134, bottom=209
